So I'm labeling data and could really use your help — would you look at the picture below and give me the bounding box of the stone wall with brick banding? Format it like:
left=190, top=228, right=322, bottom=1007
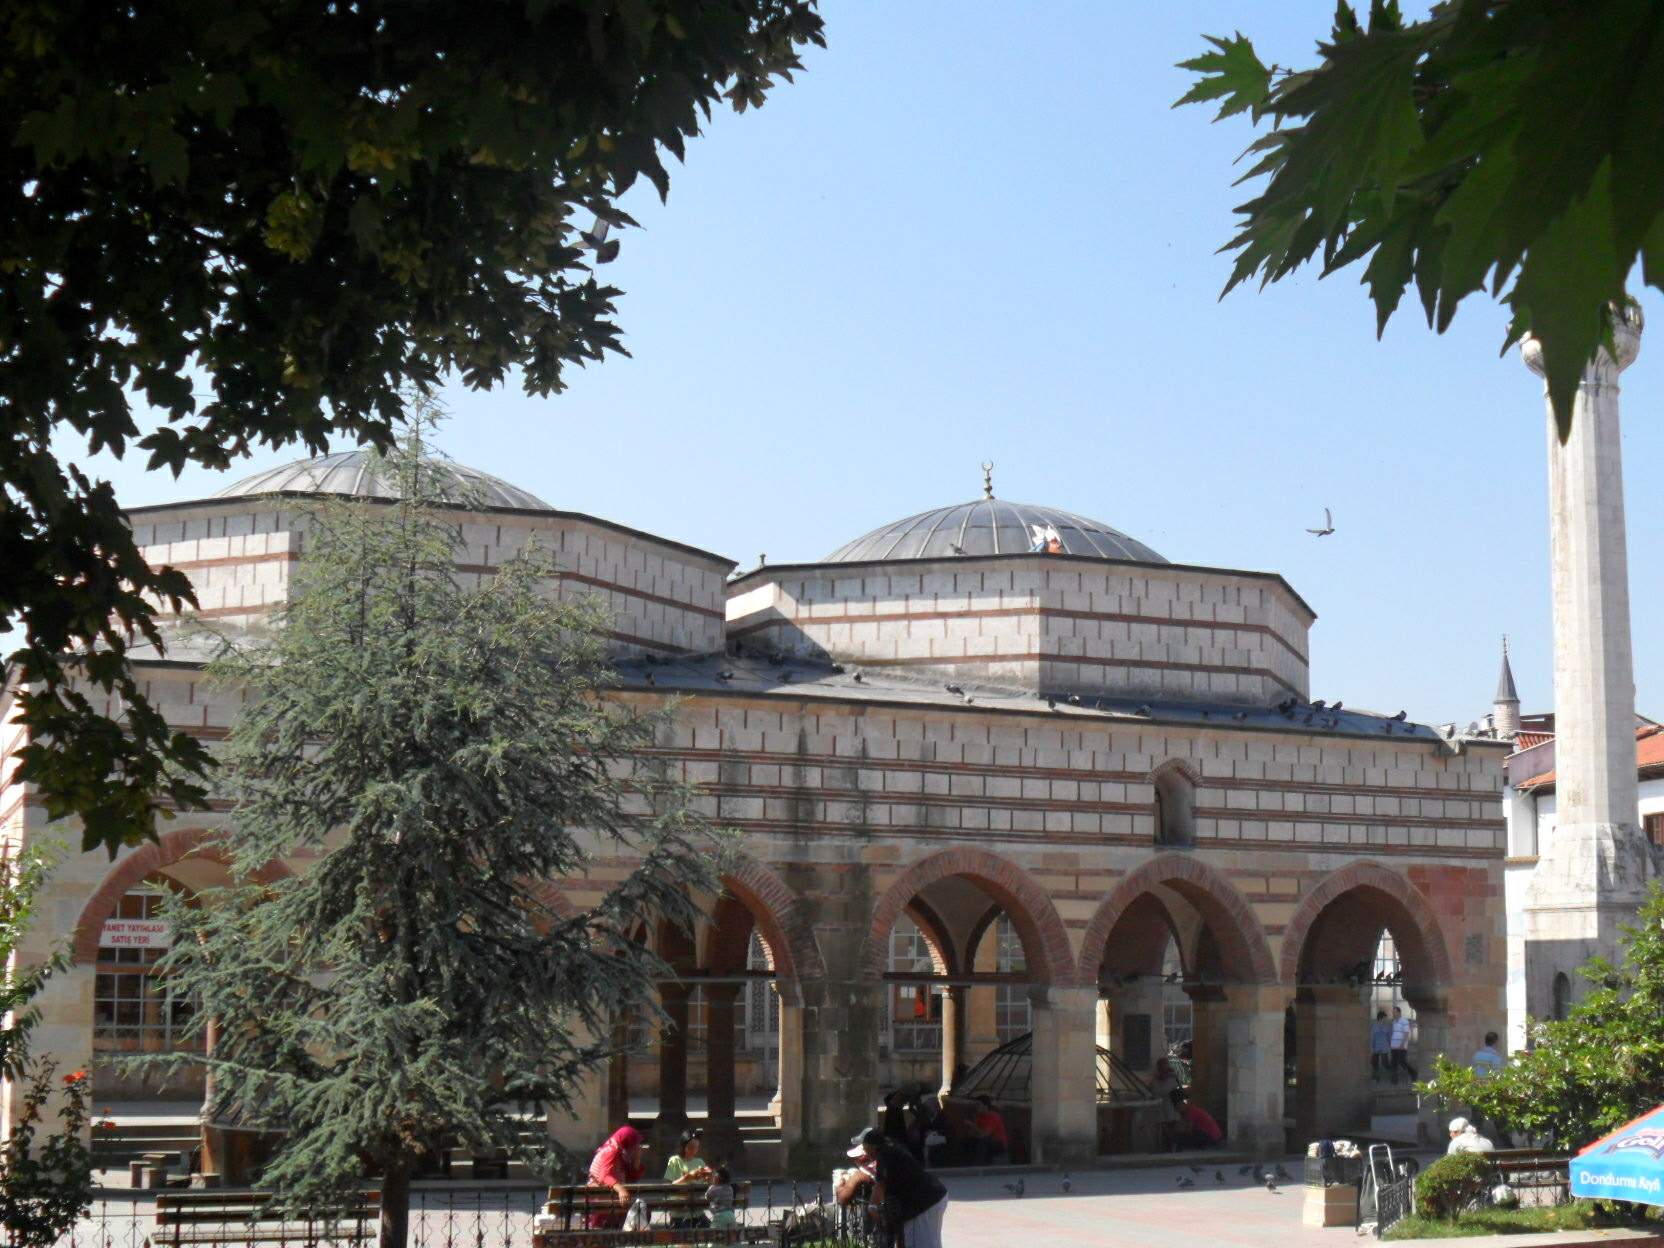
left=726, top=556, right=1312, bottom=705
left=132, top=499, right=732, bottom=657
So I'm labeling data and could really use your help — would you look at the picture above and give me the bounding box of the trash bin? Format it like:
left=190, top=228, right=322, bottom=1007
left=1302, top=1144, right=1360, bottom=1227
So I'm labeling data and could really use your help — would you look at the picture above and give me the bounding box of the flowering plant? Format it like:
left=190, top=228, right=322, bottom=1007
left=1, top=1057, right=94, bottom=1245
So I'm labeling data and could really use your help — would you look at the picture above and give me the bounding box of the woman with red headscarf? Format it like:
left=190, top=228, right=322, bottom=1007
left=586, top=1125, right=646, bottom=1228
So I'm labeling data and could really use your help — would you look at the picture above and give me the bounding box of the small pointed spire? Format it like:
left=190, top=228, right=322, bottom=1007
left=1496, top=634, right=1519, bottom=703
left=981, top=461, right=995, bottom=500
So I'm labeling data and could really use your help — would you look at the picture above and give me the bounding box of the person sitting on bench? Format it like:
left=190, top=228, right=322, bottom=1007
left=585, top=1125, right=646, bottom=1229
left=706, top=1165, right=738, bottom=1229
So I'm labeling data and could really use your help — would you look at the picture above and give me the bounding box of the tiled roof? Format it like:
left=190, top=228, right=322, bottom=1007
left=1515, top=724, right=1664, bottom=790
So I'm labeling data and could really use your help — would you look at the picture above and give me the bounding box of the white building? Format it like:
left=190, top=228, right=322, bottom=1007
left=1488, top=643, right=1664, bottom=1050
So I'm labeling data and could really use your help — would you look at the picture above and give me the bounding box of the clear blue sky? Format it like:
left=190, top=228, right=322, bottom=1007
left=86, top=2, right=1664, bottom=729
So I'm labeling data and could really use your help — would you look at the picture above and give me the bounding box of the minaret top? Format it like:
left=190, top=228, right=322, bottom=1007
left=1496, top=635, right=1520, bottom=704
left=1522, top=300, right=1643, bottom=378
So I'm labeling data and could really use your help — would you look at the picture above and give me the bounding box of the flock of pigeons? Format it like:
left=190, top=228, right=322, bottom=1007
left=1000, top=1161, right=1294, bottom=1199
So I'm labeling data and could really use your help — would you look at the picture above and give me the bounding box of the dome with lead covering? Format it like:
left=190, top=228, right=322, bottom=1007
left=213, top=448, right=551, bottom=511
left=824, top=497, right=1165, bottom=564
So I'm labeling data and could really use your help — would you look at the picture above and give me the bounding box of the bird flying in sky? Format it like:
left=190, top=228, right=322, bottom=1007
left=1307, top=507, right=1335, bottom=537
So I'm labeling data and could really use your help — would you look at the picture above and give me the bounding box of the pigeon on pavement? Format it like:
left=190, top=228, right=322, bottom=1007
left=1002, top=1179, right=1025, bottom=1198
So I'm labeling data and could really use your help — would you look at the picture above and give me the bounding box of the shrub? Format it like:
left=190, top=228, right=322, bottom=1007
left=1415, top=1153, right=1494, bottom=1219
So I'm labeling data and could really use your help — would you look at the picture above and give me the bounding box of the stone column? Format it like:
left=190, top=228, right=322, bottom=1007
left=774, top=988, right=805, bottom=1149
left=653, top=985, right=691, bottom=1154
left=795, top=978, right=885, bottom=1172
left=1522, top=305, right=1655, bottom=1016
left=701, top=984, right=744, bottom=1165
left=1223, top=986, right=1286, bottom=1156
left=939, top=985, right=967, bottom=1095
left=1406, top=996, right=1452, bottom=1147
left=1029, top=985, right=1098, bottom=1164
left=1186, top=987, right=1229, bottom=1125
left=1293, top=987, right=1372, bottom=1141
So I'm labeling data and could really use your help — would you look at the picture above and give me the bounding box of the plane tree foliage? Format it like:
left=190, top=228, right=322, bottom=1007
left=0, top=0, right=823, bottom=854
left=1177, top=0, right=1664, bottom=436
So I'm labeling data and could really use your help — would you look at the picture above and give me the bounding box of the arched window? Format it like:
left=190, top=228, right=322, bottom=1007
left=93, top=885, right=199, bottom=1061
left=993, top=916, right=1030, bottom=1042
left=1152, top=762, right=1196, bottom=847
left=742, top=931, right=779, bottom=1052
left=1552, top=971, right=1572, bottom=1021
left=1160, top=938, right=1192, bottom=1049
left=888, top=915, right=942, bottom=1055
left=1370, top=929, right=1415, bottom=1040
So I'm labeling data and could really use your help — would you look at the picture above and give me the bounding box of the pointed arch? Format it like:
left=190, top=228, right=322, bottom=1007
left=860, top=849, right=1075, bottom=986
left=71, top=826, right=292, bottom=964
left=1278, top=861, right=1453, bottom=988
left=1076, top=852, right=1277, bottom=985
left=902, top=897, right=957, bottom=976
left=712, top=852, right=826, bottom=983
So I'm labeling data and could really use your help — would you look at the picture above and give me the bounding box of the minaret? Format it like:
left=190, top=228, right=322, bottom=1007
left=1493, top=637, right=1521, bottom=740
left=1521, top=302, right=1652, bottom=1015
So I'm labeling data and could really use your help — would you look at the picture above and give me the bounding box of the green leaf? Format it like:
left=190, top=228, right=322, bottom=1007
left=1507, top=161, right=1625, bottom=441
left=1175, top=34, right=1273, bottom=121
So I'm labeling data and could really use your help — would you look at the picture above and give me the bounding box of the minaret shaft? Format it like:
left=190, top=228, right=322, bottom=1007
left=1544, top=357, right=1639, bottom=829
left=1520, top=308, right=1651, bottom=1019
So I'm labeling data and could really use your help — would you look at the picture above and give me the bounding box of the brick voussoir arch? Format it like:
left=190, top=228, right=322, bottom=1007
left=71, top=826, right=293, bottom=965
left=861, top=848, right=1077, bottom=986
left=717, top=852, right=827, bottom=983
left=1277, top=860, right=1454, bottom=987
left=1075, top=852, right=1278, bottom=985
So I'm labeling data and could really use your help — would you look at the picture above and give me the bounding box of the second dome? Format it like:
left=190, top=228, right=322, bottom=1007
left=824, top=498, right=1165, bottom=564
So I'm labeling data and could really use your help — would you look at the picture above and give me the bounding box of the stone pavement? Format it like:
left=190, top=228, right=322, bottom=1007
left=928, top=1168, right=1663, bottom=1248
left=933, top=1166, right=1354, bottom=1247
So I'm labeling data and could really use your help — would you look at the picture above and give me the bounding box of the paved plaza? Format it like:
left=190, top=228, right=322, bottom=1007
left=927, top=1168, right=1662, bottom=1248
left=932, top=1167, right=1349, bottom=1247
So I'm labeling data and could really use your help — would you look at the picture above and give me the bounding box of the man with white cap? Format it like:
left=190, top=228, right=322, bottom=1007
left=1446, top=1116, right=1494, bottom=1156
left=836, top=1126, right=949, bottom=1247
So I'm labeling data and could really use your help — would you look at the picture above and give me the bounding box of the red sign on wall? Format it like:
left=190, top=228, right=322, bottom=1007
left=98, top=919, right=170, bottom=949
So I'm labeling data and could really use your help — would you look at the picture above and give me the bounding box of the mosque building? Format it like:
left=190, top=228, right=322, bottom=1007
left=2, top=451, right=1511, bottom=1170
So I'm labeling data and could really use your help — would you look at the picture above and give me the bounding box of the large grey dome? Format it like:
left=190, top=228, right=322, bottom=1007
left=825, top=498, right=1165, bottom=564
left=214, top=449, right=551, bottom=511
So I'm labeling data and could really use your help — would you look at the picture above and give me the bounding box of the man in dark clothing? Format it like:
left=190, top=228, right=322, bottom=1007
left=836, top=1127, right=949, bottom=1248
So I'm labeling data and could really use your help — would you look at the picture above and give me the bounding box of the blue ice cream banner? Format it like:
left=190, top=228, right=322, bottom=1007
left=1571, top=1104, right=1664, bottom=1207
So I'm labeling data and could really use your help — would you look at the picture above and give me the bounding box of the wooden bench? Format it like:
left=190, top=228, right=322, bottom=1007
left=536, top=1182, right=765, bottom=1246
left=154, top=1189, right=380, bottom=1246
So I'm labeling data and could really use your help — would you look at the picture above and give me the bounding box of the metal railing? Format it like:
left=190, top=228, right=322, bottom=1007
left=14, top=1180, right=887, bottom=1248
